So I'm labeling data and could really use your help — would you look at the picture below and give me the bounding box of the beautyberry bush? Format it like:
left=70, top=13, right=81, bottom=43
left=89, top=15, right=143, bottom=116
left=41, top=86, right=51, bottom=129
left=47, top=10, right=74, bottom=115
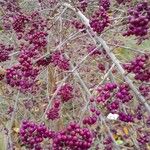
left=0, top=0, right=150, bottom=150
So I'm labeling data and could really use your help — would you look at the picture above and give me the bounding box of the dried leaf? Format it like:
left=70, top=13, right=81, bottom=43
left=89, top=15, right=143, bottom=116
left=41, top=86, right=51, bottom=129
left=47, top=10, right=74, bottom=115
left=13, top=127, right=19, bottom=133
left=123, top=127, right=129, bottom=135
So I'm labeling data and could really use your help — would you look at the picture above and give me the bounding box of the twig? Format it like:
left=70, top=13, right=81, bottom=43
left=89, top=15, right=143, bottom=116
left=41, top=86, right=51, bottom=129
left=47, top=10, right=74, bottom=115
left=6, top=91, right=20, bottom=150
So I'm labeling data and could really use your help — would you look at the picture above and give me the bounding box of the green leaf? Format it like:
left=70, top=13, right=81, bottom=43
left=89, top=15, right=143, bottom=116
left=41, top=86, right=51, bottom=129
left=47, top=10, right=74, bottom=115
left=116, top=140, right=123, bottom=145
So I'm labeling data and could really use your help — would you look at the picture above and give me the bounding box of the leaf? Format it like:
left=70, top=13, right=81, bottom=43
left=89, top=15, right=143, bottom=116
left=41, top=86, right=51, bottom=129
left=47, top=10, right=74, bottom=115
left=123, top=127, right=129, bottom=135
left=117, top=35, right=150, bottom=52
left=13, top=127, right=19, bottom=133
left=114, top=47, right=133, bottom=60
left=116, top=140, right=123, bottom=145
left=113, top=134, right=119, bottom=140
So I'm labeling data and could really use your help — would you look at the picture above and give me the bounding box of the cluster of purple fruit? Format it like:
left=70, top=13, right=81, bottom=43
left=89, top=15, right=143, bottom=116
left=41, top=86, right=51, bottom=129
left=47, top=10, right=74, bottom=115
left=96, top=82, right=117, bottom=103
left=20, top=121, right=93, bottom=150
left=0, top=0, right=20, bottom=13
left=90, top=6, right=110, bottom=34
left=72, top=20, right=85, bottom=30
left=119, top=112, right=134, bottom=122
left=137, top=133, right=150, bottom=145
left=19, top=120, right=54, bottom=149
left=6, top=64, right=39, bottom=93
left=46, top=83, right=74, bottom=120
left=115, top=88, right=133, bottom=117
left=50, top=51, right=70, bottom=71
left=0, top=44, right=13, bottom=62
left=12, top=13, right=29, bottom=33
left=77, top=0, right=88, bottom=12
left=139, top=84, right=150, bottom=99
left=103, top=136, right=113, bottom=150
left=37, top=50, right=70, bottom=70
left=52, top=122, right=93, bottom=150
left=83, top=107, right=100, bottom=126
left=27, top=31, right=48, bottom=48
left=115, top=83, right=133, bottom=103
left=46, top=100, right=61, bottom=120
left=123, top=2, right=150, bottom=40
left=123, top=54, right=150, bottom=82
left=135, top=105, right=144, bottom=120
left=93, top=82, right=135, bottom=122
left=57, top=83, right=74, bottom=102
left=5, top=11, right=48, bottom=93
left=99, top=0, right=110, bottom=11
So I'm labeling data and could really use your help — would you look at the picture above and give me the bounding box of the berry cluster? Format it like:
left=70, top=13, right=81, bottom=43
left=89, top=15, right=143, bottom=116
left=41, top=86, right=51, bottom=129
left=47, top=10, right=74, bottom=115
left=137, top=133, right=150, bottom=145
left=99, top=0, right=110, bottom=11
left=123, top=2, right=150, bottom=41
left=119, top=112, right=134, bottom=122
left=29, top=12, right=47, bottom=31
left=139, top=84, right=150, bottom=98
left=51, top=51, right=70, bottom=71
left=83, top=107, right=100, bottom=126
left=2, top=14, right=12, bottom=30
left=103, top=136, right=113, bottom=150
left=135, top=105, right=143, bottom=120
left=58, top=83, right=74, bottom=102
left=77, top=0, right=88, bottom=12
left=12, top=13, right=28, bottom=33
left=53, top=122, right=93, bottom=150
left=83, top=115, right=97, bottom=126
left=37, top=50, right=71, bottom=69
left=107, top=100, right=119, bottom=113
left=94, top=82, right=134, bottom=114
left=19, top=120, right=54, bottom=149
left=6, top=64, right=39, bottom=93
left=46, top=83, right=74, bottom=120
left=96, top=82, right=117, bottom=103
left=20, top=120, right=94, bottom=149
left=0, top=44, right=13, bottom=62
left=9, top=12, right=47, bottom=40
left=5, top=11, right=48, bottom=93
left=90, top=7, right=110, bottom=34
left=123, top=54, right=150, bottom=82
left=46, top=100, right=61, bottom=120
left=27, top=31, right=48, bottom=48
left=72, top=20, right=85, bottom=30
left=115, top=83, right=133, bottom=103
left=0, top=0, right=20, bottom=13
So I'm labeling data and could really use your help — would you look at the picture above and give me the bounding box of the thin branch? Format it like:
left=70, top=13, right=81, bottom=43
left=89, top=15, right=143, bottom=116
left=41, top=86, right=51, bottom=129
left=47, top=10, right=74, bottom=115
left=6, top=91, right=20, bottom=150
